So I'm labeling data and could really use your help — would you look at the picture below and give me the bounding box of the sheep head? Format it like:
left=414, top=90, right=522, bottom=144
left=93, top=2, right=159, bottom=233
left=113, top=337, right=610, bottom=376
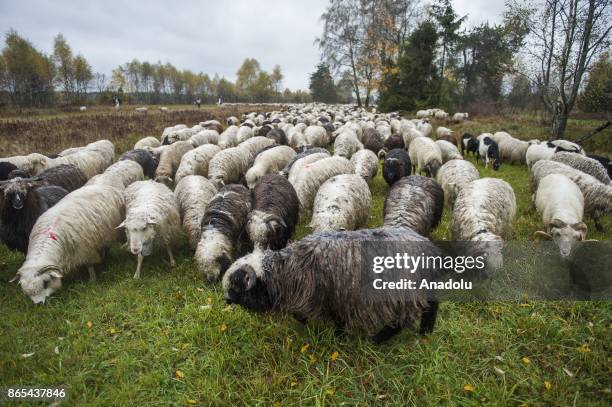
left=120, top=211, right=158, bottom=256
left=14, top=265, right=63, bottom=304
left=542, top=219, right=587, bottom=258
left=222, top=251, right=272, bottom=312
left=195, top=230, right=233, bottom=283
left=2, top=179, right=38, bottom=210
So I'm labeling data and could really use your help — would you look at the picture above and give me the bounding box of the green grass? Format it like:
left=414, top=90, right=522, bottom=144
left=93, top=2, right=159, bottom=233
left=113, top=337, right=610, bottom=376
left=0, top=114, right=611, bottom=405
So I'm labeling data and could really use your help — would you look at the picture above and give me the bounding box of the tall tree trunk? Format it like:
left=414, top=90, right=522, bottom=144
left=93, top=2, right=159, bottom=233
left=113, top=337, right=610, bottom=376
left=551, top=101, right=569, bottom=139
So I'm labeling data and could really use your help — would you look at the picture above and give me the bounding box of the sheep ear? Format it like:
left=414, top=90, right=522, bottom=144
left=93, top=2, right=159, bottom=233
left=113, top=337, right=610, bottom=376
left=533, top=231, right=552, bottom=242
left=49, top=270, right=62, bottom=279
left=546, top=218, right=566, bottom=229
left=9, top=271, right=21, bottom=283
left=571, top=222, right=587, bottom=232
left=244, top=269, right=256, bottom=291
left=116, top=221, right=126, bottom=229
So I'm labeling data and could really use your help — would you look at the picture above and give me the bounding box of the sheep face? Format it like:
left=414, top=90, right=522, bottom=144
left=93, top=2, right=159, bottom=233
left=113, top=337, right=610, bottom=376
left=425, top=160, right=441, bottom=178
left=195, top=230, right=232, bottom=282
left=223, top=252, right=272, bottom=312
left=472, top=232, right=504, bottom=272
left=247, top=211, right=287, bottom=249
left=536, top=219, right=587, bottom=258
left=3, top=181, right=30, bottom=210
left=123, top=214, right=157, bottom=256
left=383, top=158, right=406, bottom=185
left=16, top=266, right=63, bottom=304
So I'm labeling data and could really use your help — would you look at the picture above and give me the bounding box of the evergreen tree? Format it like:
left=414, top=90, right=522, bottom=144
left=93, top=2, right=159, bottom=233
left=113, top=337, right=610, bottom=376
left=309, top=63, right=338, bottom=103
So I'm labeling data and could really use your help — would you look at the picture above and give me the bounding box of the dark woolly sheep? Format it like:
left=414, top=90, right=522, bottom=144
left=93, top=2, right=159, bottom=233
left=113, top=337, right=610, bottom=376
left=0, top=184, right=69, bottom=252
left=383, top=176, right=444, bottom=237
left=0, top=162, right=18, bottom=181
left=203, top=122, right=224, bottom=134
left=362, top=128, right=384, bottom=154
left=384, top=134, right=405, bottom=151
left=461, top=133, right=478, bottom=156
left=587, top=154, right=611, bottom=179
left=7, top=169, right=30, bottom=179
left=257, top=125, right=273, bottom=138
left=248, top=174, right=299, bottom=250
left=279, top=148, right=330, bottom=178
left=120, top=149, right=158, bottom=179
left=265, top=128, right=287, bottom=145
left=195, top=184, right=253, bottom=282
left=223, top=227, right=444, bottom=342
left=32, top=164, right=87, bottom=192
left=383, top=148, right=411, bottom=187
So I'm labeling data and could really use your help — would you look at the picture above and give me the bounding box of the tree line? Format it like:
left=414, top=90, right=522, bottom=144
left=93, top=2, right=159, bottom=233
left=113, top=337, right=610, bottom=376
left=0, top=30, right=312, bottom=108
left=314, top=0, right=611, bottom=139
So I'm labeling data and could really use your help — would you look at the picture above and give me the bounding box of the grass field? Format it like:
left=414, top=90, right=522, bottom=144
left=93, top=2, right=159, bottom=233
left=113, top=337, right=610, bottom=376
left=0, top=110, right=611, bottom=405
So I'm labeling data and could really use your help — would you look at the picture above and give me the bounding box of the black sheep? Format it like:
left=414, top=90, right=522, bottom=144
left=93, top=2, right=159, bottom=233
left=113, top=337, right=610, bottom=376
left=383, top=148, right=411, bottom=187
left=266, top=128, right=288, bottom=145
left=587, top=154, right=612, bottom=180
left=33, top=164, right=87, bottom=192
left=7, top=169, right=30, bottom=179
left=120, top=149, right=158, bottom=178
left=247, top=174, right=299, bottom=250
left=461, top=133, right=478, bottom=156
left=257, top=125, right=273, bottom=138
left=0, top=162, right=18, bottom=181
left=384, top=134, right=405, bottom=151
left=0, top=184, right=69, bottom=252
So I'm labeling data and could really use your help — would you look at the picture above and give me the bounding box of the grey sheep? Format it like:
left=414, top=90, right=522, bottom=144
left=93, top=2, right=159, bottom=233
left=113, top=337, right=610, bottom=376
left=552, top=152, right=611, bottom=185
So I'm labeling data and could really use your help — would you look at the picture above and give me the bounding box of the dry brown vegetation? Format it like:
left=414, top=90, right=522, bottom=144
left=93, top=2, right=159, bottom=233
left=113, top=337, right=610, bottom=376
left=0, top=105, right=268, bottom=157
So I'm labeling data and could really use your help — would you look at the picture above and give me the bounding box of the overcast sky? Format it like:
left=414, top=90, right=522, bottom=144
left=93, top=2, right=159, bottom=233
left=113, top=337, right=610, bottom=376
left=0, top=0, right=505, bottom=90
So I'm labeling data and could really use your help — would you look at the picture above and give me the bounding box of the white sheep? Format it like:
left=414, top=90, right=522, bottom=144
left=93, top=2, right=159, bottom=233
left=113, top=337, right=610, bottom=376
left=0, top=153, right=49, bottom=176
left=350, top=149, right=379, bottom=181
left=408, top=137, right=443, bottom=177
left=435, top=140, right=463, bottom=163
left=451, top=178, right=516, bottom=273
left=309, top=174, right=371, bottom=233
left=174, top=144, right=222, bottom=184
left=292, top=156, right=354, bottom=212
left=189, top=130, right=219, bottom=147
left=526, top=142, right=557, bottom=169
left=305, top=125, right=330, bottom=147
left=236, top=125, right=254, bottom=144
left=236, top=136, right=275, bottom=161
left=13, top=184, right=125, bottom=303
left=207, top=147, right=250, bottom=188
left=154, top=140, right=193, bottom=185
left=86, top=159, right=144, bottom=189
left=135, top=136, right=161, bottom=150
left=174, top=175, right=218, bottom=248
left=218, top=125, right=239, bottom=149
left=452, top=112, right=469, bottom=122
left=245, top=145, right=296, bottom=188
left=334, top=132, right=364, bottom=159
left=534, top=174, right=587, bottom=257
left=436, top=159, right=480, bottom=207
left=402, top=127, right=425, bottom=147
left=287, top=152, right=330, bottom=185
left=121, top=180, right=182, bottom=278
left=49, top=149, right=109, bottom=179
left=436, top=127, right=454, bottom=138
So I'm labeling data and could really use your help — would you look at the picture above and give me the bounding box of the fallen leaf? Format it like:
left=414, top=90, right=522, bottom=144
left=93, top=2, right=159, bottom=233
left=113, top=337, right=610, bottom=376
left=563, top=367, right=574, bottom=377
left=196, top=287, right=204, bottom=292
left=175, top=370, right=185, bottom=379
left=495, top=355, right=504, bottom=362
left=544, top=381, right=552, bottom=391
left=199, top=305, right=212, bottom=310
left=171, top=347, right=180, bottom=352
left=109, top=328, right=117, bottom=335
left=274, top=402, right=281, bottom=407
left=290, top=380, right=298, bottom=387
left=376, top=394, right=388, bottom=400
left=463, top=384, right=475, bottom=392
left=181, top=343, right=190, bottom=350
left=58, top=337, right=64, bottom=341
left=220, top=323, right=228, bottom=332
left=222, top=305, right=233, bottom=312
left=309, top=354, right=317, bottom=364
left=494, top=367, right=505, bottom=375
left=522, top=357, right=531, bottom=365
left=330, top=351, right=340, bottom=361
left=324, top=388, right=335, bottom=396
left=21, top=352, right=35, bottom=358
left=206, top=297, right=213, bottom=305
left=54, top=346, right=59, bottom=355
left=300, top=344, right=310, bottom=353
left=187, top=399, right=197, bottom=405
left=86, top=321, right=93, bottom=329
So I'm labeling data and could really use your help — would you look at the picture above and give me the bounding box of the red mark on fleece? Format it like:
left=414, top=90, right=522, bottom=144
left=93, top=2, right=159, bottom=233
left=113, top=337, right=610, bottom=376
left=49, top=231, right=57, bottom=241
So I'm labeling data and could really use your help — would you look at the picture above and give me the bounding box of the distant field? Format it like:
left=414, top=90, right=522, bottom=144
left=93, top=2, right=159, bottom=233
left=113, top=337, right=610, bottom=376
left=0, top=108, right=610, bottom=405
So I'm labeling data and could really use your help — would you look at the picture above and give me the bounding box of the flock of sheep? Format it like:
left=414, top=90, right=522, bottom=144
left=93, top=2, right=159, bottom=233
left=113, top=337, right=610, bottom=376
left=1, top=103, right=610, bottom=342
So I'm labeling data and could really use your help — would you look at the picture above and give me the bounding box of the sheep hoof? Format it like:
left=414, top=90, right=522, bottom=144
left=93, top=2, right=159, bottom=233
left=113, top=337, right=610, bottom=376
left=419, top=301, right=439, bottom=334
left=88, top=266, right=96, bottom=282
left=369, top=325, right=402, bottom=344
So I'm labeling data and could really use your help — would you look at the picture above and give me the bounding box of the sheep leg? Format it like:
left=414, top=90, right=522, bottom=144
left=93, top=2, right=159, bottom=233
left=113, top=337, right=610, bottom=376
left=369, top=325, right=402, bottom=344
left=167, top=247, right=176, bottom=267
left=594, top=217, right=605, bottom=232
left=88, top=266, right=96, bottom=282
left=134, top=254, right=143, bottom=279
left=419, top=301, right=439, bottom=334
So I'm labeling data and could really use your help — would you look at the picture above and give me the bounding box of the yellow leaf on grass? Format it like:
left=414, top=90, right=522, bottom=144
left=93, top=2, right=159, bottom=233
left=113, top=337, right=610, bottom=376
left=300, top=344, right=310, bottom=353
left=544, top=381, right=552, bottom=391
left=309, top=354, right=318, bottom=364
left=175, top=370, right=185, bottom=379
left=109, top=328, right=117, bottom=335
left=578, top=344, right=591, bottom=353
left=220, top=324, right=228, bottom=332
left=330, top=351, right=340, bottom=361
left=86, top=321, right=93, bottom=329
left=290, top=380, right=298, bottom=387
left=187, top=399, right=197, bottom=405
left=325, top=388, right=335, bottom=396
left=522, top=357, right=531, bottom=365
left=463, top=384, right=475, bottom=392
left=274, top=401, right=281, bottom=407
left=206, top=297, right=213, bottom=305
